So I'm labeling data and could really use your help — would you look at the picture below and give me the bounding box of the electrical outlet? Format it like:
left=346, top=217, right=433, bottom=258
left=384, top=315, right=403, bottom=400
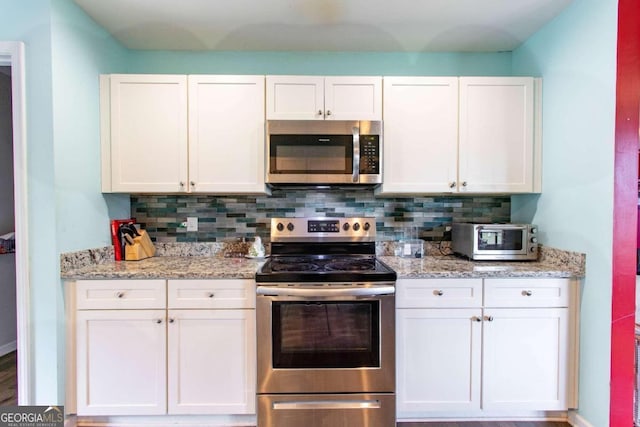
left=186, top=217, right=198, bottom=232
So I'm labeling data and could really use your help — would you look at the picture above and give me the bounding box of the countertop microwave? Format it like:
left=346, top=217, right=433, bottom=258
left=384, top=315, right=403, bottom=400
left=266, top=120, right=382, bottom=185
left=452, top=223, right=539, bottom=261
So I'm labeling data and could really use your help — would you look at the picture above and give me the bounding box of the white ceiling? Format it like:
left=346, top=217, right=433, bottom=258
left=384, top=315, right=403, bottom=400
left=74, top=0, right=573, bottom=52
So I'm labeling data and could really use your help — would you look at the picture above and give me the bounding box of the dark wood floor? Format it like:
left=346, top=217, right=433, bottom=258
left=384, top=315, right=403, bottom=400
left=0, top=353, right=571, bottom=426
left=0, top=351, right=17, bottom=406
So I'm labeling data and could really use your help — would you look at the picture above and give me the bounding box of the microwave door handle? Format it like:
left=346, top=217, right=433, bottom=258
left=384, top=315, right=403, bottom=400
left=352, top=126, right=360, bottom=183
left=478, top=226, right=526, bottom=231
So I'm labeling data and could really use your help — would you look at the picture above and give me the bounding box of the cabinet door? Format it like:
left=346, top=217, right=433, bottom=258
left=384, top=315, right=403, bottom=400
left=396, top=308, right=481, bottom=414
left=188, top=75, right=266, bottom=193
left=266, top=76, right=324, bottom=120
left=482, top=308, right=569, bottom=411
left=379, top=77, right=458, bottom=194
left=324, top=76, right=382, bottom=120
left=76, top=310, right=167, bottom=415
left=108, top=74, right=188, bottom=192
left=167, top=309, right=256, bottom=414
left=459, top=77, right=535, bottom=193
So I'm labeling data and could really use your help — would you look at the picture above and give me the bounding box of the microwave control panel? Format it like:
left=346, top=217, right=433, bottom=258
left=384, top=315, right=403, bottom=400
left=360, top=135, right=380, bottom=174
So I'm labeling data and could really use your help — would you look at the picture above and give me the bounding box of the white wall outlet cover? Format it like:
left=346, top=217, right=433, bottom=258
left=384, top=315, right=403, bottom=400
left=186, top=217, right=198, bottom=232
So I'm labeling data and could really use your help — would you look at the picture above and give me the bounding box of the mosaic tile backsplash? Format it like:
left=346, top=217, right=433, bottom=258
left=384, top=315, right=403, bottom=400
left=131, top=189, right=510, bottom=243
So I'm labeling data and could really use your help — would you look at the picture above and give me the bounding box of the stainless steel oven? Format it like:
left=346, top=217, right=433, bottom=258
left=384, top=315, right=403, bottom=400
left=255, top=218, right=396, bottom=427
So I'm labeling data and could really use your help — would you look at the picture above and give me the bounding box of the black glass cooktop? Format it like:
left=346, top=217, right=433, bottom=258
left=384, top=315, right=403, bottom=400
left=256, top=255, right=397, bottom=283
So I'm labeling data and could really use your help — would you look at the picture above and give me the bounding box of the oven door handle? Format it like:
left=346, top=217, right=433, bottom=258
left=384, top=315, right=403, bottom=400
left=272, top=399, right=382, bottom=410
left=256, top=285, right=395, bottom=297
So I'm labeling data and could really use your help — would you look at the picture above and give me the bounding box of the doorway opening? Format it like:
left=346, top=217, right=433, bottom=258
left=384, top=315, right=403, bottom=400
left=0, top=41, right=30, bottom=406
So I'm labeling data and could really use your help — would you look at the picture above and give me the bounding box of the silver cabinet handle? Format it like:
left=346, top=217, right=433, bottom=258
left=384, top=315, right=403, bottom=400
left=352, top=126, right=360, bottom=183
left=155, top=319, right=163, bottom=324
left=257, top=285, right=395, bottom=297
left=273, top=400, right=381, bottom=410
left=179, top=181, right=185, bottom=187
left=462, top=181, right=468, bottom=187
left=317, top=109, right=323, bottom=116
left=449, top=181, right=456, bottom=189
left=169, top=318, right=175, bottom=323
left=472, top=316, right=482, bottom=322
left=523, top=290, right=533, bottom=296
left=207, top=292, right=215, bottom=298
left=434, top=290, right=444, bottom=296
left=190, top=181, right=195, bottom=187
left=484, top=315, right=494, bottom=322
left=116, top=292, right=124, bottom=298
left=326, top=110, right=332, bottom=116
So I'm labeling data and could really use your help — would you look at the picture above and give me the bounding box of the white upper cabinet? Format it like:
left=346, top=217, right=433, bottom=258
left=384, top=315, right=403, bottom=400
left=188, top=75, right=265, bottom=193
left=380, top=76, right=541, bottom=195
left=266, top=75, right=382, bottom=120
left=102, top=74, right=267, bottom=194
left=380, top=77, right=459, bottom=194
left=459, top=77, right=537, bottom=193
left=106, top=74, right=189, bottom=193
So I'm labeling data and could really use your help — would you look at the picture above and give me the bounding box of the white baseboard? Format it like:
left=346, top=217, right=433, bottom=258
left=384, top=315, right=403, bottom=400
left=0, top=340, right=17, bottom=357
left=569, top=410, right=595, bottom=427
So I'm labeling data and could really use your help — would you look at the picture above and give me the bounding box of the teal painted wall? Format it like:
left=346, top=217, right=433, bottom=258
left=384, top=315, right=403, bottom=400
left=127, top=50, right=512, bottom=76
left=0, top=0, right=129, bottom=404
left=0, top=0, right=56, bottom=405
left=511, top=0, right=618, bottom=425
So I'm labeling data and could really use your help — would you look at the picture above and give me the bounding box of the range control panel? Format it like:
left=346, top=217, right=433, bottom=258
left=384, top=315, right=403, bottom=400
left=271, top=217, right=376, bottom=241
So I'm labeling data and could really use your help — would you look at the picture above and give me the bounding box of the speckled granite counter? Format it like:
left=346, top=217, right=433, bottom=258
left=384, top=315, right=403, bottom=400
left=379, top=255, right=583, bottom=279
left=61, top=256, right=265, bottom=280
left=61, top=244, right=585, bottom=280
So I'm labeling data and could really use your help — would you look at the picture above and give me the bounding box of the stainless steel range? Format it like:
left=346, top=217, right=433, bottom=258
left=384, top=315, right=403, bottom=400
left=255, top=217, right=397, bottom=427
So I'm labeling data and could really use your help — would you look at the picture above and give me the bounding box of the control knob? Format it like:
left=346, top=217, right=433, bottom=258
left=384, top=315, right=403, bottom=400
left=353, top=222, right=360, bottom=231
left=531, top=237, right=538, bottom=243
left=363, top=222, right=371, bottom=231
left=343, top=223, right=350, bottom=231
left=287, top=222, right=295, bottom=232
left=276, top=222, right=284, bottom=232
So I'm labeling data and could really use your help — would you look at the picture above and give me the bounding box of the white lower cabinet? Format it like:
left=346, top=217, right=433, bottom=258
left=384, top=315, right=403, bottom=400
left=167, top=308, right=256, bottom=414
left=396, top=307, right=482, bottom=412
left=73, top=279, right=256, bottom=417
left=396, top=278, right=577, bottom=419
left=76, top=309, right=168, bottom=415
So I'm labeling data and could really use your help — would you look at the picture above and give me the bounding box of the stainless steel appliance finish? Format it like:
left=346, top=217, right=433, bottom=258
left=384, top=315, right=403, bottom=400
left=255, top=217, right=396, bottom=427
left=257, top=394, right=396, bottom=427
left=266, top=120, right=382, bottom=185
left=452, top=223, right=539, bottom=261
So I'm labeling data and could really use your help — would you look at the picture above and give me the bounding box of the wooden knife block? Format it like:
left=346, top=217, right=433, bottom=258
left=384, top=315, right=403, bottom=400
left=125, top=230, right=156, bottom=261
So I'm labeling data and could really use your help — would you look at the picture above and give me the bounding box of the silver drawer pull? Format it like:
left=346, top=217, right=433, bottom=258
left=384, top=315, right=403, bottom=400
left=207, top=292, right=215, bottom=298
left=434, top=290, right=444, bottom=296
left=155, top=319, right=163, bottom=324
left=523, top=290, right=533, bottom=296
left=116, top=292, right=125, bottom=298
left=273, top=400, right=381, bottom=410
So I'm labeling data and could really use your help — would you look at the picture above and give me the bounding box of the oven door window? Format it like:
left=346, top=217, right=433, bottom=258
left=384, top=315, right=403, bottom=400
left=272, top=301, right=380, bottom=369
left=477, top=229, right=524, bottom=251
left=269, top=135, right=353, bottom=174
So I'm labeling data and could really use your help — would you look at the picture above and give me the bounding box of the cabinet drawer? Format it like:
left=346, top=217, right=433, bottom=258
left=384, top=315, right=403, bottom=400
left=76, top=280, right=166, bottom=310
left=396, top=278, right=483, bottom=308
left=484, top=278, right=570, bottom=307
left=168, top=279, right=256, bottom=309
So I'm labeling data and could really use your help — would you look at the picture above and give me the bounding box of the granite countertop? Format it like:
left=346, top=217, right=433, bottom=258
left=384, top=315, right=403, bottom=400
left=379, top=255, right=584, bottom=279
left=61, top=256, right=265, bottom=280
left=60, top=244, right=585, bottom=280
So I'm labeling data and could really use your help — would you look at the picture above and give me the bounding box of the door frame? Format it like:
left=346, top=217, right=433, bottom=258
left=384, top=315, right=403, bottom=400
left=0, top=41, right=31, bottom=405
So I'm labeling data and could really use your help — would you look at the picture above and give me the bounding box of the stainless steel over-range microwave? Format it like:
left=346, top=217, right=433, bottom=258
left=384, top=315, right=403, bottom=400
left=452, top=223, right=539, bottom=261
left=266, top=120, right=382, bottom=185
